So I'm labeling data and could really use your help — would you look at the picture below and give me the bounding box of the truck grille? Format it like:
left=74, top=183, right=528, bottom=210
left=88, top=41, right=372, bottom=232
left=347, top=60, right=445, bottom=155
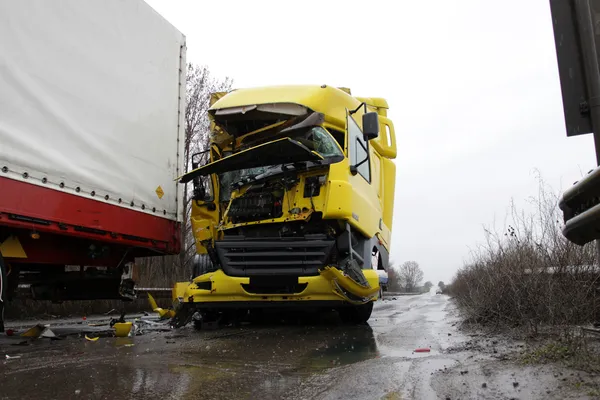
left=215, top=236, right=335, bottom=277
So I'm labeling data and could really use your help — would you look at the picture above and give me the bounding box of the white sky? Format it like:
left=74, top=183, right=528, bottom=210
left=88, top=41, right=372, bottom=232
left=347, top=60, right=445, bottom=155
left=147, top=0, right=596, bottom=284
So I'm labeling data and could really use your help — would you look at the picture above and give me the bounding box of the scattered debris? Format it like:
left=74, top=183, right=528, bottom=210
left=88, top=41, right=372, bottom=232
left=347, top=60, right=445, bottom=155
left=105, top=309, right=117, bottom=315
left=513, top=382, right=519, bottom=388
left=74, top=389, right=81, bottom=395
left=113, top=322, right=133, bottom=338
left=20, top=324, right=45, bottom=338
left=85, top=335, right=99, bottom=342
left=20, top=324, right=59, bottom=339
left=482, top=383, right=487, bottom=388
left=5, top=329, right=14, bottom=336
left=40, top=328, right=57, bottom=339
left=5, top=354, right=22, bottom=360
left=11, top=340, right=29, bottom=346
left=414, top=348, right=431, bottom=353
left=148, top=293, right=176, bottom=319
left=109, top=311, right=127, bottom=327
left=460, top=370, right=469, bottom=375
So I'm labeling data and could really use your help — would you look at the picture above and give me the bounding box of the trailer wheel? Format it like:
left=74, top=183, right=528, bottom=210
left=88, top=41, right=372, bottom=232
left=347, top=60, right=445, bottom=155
left=0, top=253, right=6, bottom=333
left=338, top=301, right=373, bottom=325
left=191, top=254, right=213, bottom=280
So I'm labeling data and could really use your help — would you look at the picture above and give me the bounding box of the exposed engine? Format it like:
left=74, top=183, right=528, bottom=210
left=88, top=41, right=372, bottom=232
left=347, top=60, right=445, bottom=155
left=228, top=191, right=282, bottom=223
left=226, top=178, right=292, bottom=224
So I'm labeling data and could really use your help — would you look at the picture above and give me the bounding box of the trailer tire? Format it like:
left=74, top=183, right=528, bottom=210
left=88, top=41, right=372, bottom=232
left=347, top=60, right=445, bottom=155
left=338, top=301, right=373, bottom=325
left=0, top=253, right=6, bottom=333
left=191, top=254, right=213, bottom=280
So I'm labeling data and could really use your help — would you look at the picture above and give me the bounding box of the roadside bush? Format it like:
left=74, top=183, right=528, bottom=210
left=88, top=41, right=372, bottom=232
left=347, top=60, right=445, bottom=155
left=449, top=176, right=599, bottom=334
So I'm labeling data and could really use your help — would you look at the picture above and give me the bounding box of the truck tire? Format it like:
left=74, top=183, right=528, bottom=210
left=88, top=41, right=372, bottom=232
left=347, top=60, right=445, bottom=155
left=191, top=254, right=213, bottom=280
left=338, top=301, right=373, bottom=325
left=0, top=253, right=6, bottom=333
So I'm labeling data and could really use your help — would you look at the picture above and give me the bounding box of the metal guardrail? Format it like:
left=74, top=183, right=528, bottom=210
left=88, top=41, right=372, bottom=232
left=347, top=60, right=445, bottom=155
left=559, top=166, right=600, bottom=245
left=135, top=287, right=172, bottom=299
left=16, top=285, right=173, bottom=299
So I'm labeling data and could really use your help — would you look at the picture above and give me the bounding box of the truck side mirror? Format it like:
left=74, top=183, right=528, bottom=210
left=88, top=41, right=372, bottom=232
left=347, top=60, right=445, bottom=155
left=362, top=112, right=379, bottom=140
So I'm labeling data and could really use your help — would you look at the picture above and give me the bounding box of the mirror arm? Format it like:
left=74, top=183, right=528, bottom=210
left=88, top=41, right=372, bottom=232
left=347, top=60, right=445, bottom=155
left=350, top=156, right=369, bottom=175
left=349, top=102, right=367, bottom=116
left=350, top=138, right=370, bottom=174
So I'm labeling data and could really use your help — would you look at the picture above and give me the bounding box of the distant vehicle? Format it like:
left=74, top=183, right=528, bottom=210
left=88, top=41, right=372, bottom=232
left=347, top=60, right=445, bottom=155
left=435, top=288, right=442, bottom=295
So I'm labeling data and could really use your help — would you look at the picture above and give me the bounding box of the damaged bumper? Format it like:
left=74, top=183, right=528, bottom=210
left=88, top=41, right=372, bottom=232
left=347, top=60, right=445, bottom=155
left=172, top=267, right=380, bottom=310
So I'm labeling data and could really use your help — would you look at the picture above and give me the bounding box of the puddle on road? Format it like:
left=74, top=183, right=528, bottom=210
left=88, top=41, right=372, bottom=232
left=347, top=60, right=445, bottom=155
left=302, top=325, right=379, bottom=370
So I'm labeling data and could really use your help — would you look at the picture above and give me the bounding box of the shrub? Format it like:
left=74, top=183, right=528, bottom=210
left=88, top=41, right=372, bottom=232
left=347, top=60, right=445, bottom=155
left=450, top=176, right=599, bottom=333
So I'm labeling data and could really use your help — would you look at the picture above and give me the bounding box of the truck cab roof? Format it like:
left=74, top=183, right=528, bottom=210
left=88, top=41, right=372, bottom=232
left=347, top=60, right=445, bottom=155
left=210, top=85, right=388, bottom=131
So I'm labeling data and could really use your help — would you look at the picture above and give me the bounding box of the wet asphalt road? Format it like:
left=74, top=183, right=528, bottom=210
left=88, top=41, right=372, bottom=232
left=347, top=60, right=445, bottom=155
left=0, top=294, right=594, bottom=399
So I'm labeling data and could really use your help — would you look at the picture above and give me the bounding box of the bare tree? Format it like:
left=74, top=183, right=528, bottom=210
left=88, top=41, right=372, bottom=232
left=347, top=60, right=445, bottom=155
left=138, top=64, right=232, bottom=286
left=387, top=263, right=403, bottom=292
left=179, top=64, right=233, bottom=272
left=399, top=261, right=424, bottom=293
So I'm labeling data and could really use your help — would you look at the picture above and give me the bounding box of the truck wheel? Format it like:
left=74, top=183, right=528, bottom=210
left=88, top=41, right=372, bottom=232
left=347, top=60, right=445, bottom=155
left=191, top=254, right=213, bottom=280
left=338, top=301, right=373, bottom=325
left=0, top=253, right=6, bottom=333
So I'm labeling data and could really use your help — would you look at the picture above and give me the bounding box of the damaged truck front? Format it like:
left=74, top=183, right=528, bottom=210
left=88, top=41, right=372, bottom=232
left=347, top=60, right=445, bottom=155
left=172, top=85, right=397, bottom=327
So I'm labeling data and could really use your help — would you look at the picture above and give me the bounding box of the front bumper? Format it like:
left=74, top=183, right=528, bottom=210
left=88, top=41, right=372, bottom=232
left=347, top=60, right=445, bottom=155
left=172, top=267, right=381, bottom=309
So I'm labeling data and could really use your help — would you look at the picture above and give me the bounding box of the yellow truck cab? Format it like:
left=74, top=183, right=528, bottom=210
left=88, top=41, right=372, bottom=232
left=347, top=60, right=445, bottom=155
left=173, top=85, right=396, bottom=327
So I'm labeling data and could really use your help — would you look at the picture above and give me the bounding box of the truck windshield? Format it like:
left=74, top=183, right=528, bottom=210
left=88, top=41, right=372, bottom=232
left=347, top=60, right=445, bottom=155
left=219, top=126, right=342, bottom=202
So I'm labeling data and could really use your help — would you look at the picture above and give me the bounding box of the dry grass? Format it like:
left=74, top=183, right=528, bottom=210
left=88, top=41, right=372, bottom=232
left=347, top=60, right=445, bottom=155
left=450, top=176, right=599, bottom=333
left=449, top=176, right=600, bottom=373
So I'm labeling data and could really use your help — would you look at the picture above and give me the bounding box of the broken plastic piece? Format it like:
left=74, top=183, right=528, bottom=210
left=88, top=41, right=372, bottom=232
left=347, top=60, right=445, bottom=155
left=414, top=348, right=431, bottom=353
left=147, top=293, right=176, bottom=319
left=40, top=328, right=56, bottom=338
left=20, top=324, right=45, bottom=338
left=113, top=322, right=133, bottom=337
left=85, top=335, right=99, bottom=342
left=5, top=354, right=22, bottom=359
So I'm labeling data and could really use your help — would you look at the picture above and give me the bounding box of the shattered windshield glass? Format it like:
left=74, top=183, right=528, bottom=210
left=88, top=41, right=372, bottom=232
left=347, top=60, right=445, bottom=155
left=219, top=126, right=342, bottom=202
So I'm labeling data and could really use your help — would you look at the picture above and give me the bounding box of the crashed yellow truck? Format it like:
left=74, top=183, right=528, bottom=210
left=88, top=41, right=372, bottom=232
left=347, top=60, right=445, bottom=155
left=172, top=85, right=397, bottom=328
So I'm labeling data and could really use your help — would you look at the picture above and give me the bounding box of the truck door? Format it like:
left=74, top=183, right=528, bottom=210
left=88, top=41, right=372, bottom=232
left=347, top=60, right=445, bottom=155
left=190, top=145, right=221, bottom=254
left=346, top=112, right=382, bottom=239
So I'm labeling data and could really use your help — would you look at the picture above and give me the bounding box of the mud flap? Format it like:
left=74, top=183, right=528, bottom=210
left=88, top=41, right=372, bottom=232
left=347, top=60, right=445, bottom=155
left=170, top=303, right=194, bottom=328
left=118, top=263, right=136, bottom=301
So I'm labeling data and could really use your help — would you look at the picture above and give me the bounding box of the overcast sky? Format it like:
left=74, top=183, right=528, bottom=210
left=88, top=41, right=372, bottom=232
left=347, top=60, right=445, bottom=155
left=147, top=0, right=596, bottom=284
